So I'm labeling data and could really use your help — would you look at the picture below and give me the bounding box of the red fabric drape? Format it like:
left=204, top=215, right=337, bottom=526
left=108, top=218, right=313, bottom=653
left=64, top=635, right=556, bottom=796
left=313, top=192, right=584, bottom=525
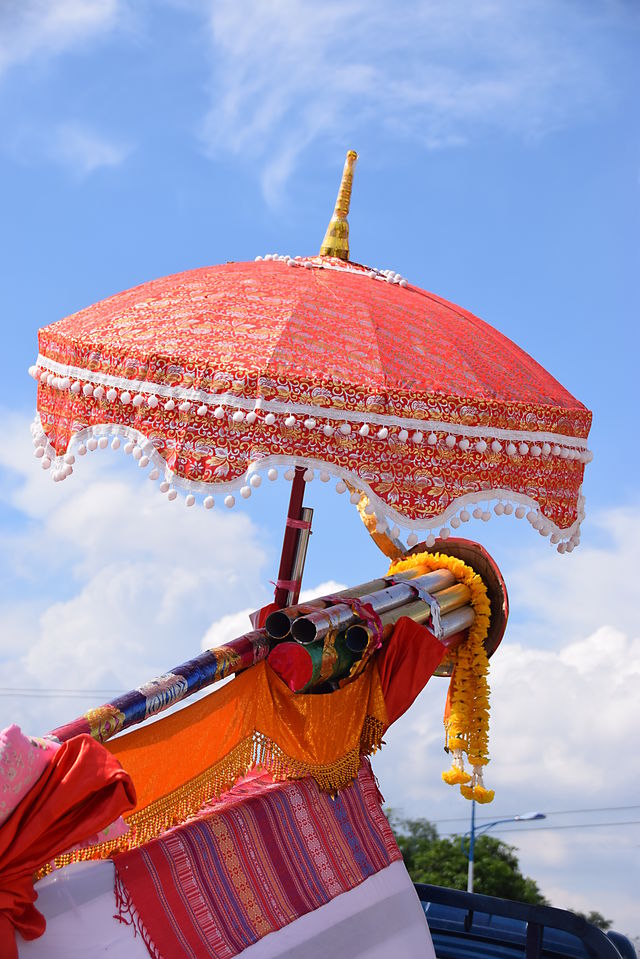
left=376, top=617, right=460, bottom=725
left=0, top=734, right=135, bottom=959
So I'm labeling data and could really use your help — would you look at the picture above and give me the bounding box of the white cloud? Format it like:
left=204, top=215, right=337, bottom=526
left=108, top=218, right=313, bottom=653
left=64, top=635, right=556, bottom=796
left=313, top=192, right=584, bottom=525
left=48, top=123, right=131, bottom=175
left=488, top=626, right=640, bottom=797
left=0, top=0, right=124, bottom=79
left=512, top=506, right=640, bottom=642
left=201, top=608, right=258, bottom=650
left=200, top=0, right=626, bottom=201
left=0, top=411, right=269, bottom=734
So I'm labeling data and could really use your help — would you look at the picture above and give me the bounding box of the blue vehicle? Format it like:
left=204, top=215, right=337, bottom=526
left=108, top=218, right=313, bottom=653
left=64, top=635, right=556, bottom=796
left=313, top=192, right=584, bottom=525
left=414, top=884, right=636, bottom=959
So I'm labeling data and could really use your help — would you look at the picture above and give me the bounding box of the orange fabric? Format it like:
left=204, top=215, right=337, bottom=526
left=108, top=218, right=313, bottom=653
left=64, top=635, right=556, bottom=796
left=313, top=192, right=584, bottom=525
left=0, top=735, right=135, bottom=959
left=376, top=617, right=452, bottom=725
left=108, top=660, right=388, bottom=819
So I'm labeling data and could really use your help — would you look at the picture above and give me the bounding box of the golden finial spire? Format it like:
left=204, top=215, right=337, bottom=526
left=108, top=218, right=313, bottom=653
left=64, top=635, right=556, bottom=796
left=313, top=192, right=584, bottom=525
left=319, top=150, right=358, bottom=260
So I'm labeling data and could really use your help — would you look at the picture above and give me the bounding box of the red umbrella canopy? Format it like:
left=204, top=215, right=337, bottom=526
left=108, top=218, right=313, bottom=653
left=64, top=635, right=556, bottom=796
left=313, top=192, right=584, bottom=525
left=30, top=251, right=592, bottom=551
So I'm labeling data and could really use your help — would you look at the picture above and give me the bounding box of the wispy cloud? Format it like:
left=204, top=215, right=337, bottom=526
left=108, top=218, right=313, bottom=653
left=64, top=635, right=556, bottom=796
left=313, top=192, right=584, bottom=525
left=200, top=0, right=630, bottom=202
left=48, top=122, right=131, bottom=175
left=0, top=0, right=124, bottom=78
left=0, top=3, right=133, bottom=175
left=5, top=121, right=131, bottom=177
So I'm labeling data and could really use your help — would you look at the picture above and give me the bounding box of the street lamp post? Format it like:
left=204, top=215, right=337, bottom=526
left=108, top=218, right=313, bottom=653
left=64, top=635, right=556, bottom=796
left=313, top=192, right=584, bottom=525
left=465, top=802, right=546, bottom=892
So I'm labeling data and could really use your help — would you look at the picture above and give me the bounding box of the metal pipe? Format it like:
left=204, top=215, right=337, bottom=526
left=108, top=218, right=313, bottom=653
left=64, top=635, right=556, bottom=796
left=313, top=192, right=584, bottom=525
left=439, top=605, right=475, bottom=640
left=345, top=600, right=430, bottom=651
left=286, top=506, right=313, bottom=606
left=290, top=569, right=456, bottom=644
left=345, top=590, right=473, bottom=652
left=431, top=584, right=471, bottom=615
left=264, top=569, right=424, bottom=640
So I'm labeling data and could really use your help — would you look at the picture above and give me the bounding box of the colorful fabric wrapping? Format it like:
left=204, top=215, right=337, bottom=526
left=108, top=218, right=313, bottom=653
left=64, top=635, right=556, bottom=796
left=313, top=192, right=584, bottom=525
left=50, top=631, right=271, bottom=744
left=326, top=593, right=383, bottom=684
left=44, top=621, right=451, bottom=873
left=112, top=760, right=401, bottom=959
left=267, top=634, right=358, bottom=692
left=41, top=660, right=388, bottom=866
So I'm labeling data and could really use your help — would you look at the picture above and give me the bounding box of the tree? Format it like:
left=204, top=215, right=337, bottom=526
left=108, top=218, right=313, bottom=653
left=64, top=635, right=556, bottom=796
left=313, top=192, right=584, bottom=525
left=388, top=813, right=548, bottom=905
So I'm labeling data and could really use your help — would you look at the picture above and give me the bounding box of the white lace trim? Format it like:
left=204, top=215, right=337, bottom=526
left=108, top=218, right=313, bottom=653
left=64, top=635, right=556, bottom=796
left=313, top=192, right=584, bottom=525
left=30, top=414, right=585, bottom=551
left=33, top=357, right=591, bottom=453
left=254, top=253, right=410, bottom=286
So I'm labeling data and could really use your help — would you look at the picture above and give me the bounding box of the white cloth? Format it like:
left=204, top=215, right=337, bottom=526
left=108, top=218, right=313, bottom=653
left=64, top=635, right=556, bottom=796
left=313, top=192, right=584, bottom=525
left=18, top=858, right=434, bottom=959
left=17, top=860, right=149, bottom=958
left=242, top=860, right=435, bottom=959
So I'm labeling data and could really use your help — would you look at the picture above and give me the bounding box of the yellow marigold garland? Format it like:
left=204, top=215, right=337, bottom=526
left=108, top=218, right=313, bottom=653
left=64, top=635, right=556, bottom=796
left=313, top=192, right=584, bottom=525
left=388, top=549, right=495, bottom=804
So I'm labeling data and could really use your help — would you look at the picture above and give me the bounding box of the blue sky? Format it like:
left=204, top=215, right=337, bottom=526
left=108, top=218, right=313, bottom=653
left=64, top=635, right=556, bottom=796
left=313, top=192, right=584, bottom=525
left=1, top=0, right=639, bottom=938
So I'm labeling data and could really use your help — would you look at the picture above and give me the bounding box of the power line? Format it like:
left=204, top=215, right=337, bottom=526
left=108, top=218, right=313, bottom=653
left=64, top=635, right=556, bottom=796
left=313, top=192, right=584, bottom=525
left=444, top=820, right=640, bottom=835
left=431, top=805, right=640, bottom=823
left=491, top=820, right=640, bottom=833
left=0, top=688, right=126, bottom=698
left=523, top=805, right=640, bottom=817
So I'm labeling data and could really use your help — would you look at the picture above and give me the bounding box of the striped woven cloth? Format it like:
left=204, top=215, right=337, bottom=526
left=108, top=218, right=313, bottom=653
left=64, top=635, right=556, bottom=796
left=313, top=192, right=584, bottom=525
left=113, top=760, right=401, bottom=959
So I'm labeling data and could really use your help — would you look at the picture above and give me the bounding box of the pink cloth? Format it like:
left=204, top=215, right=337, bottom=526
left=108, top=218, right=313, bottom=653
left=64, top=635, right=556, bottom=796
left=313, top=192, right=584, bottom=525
left=0, top=726, right=59, bottom=826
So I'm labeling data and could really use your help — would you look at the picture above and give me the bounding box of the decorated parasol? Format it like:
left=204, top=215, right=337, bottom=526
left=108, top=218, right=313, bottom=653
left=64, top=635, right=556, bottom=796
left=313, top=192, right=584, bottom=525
left=29, top=150, right=592, bottom=576
left=22, top=148, right=590, bottom=798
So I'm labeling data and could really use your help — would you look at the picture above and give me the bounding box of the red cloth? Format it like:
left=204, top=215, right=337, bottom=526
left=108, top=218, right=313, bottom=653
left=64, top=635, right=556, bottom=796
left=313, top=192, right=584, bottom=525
left=0, top=734, right=136, bottom=959
left=251, top=602, right=279, bottom=630
left=377, top=617, right=456, bottom=724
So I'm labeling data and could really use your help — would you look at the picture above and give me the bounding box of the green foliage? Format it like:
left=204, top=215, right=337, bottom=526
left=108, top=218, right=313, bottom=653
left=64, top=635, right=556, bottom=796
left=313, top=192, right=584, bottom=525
left=388, top=812, right=548, bottom=906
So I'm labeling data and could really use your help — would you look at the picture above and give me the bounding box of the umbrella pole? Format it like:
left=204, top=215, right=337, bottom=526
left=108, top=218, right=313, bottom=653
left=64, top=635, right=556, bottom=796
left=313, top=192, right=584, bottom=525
left=273, top=466, right=309, bottom=609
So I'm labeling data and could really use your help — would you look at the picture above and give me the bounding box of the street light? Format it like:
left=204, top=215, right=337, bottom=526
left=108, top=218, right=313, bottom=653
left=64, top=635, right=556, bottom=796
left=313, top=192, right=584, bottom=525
left=464, top=801, right=546, bottom=892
